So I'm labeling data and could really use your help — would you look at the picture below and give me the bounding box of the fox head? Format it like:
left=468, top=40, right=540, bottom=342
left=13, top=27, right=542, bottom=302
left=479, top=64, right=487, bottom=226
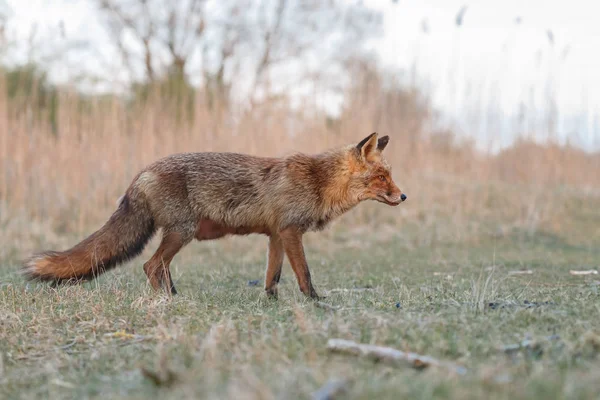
left=348, top=132, right=406, bottom=206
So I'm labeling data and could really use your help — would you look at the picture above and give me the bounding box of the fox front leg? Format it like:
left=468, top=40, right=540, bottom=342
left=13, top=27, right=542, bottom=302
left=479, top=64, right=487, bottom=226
left=279, top=228, right=321, bottom=299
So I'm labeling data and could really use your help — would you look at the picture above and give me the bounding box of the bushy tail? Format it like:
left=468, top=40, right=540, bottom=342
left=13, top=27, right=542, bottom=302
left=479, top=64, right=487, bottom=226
left=23, top=193, right=156, bottom=283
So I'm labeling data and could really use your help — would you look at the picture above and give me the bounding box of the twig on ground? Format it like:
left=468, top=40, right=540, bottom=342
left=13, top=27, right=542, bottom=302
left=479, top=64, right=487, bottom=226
left=326, top=288, right=374, bottom=294
left=14, top=353, right=45, bottom=361
left=58, top=340, right=77, bottom=350
left=569, top=270, right=598, bottom=276
left=326, top=339, right=467, bottom=375
left=50, top=378, right=75, bottom=388
left=508, top=270, right=533, bottom=275
left=118, top=337, right=150, bottom=347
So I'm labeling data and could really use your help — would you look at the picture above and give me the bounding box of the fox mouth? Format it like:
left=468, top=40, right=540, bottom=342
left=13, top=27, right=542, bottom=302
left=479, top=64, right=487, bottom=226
left=376, top=195, right=402, bottom=206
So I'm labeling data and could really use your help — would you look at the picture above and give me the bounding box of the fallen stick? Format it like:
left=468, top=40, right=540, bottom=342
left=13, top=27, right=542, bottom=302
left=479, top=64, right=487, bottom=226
left=312, top=378, right=352, bottom=400
left=569, top=270, right=598, bottom=276
left=326, top=288, right=374, bottom=294
left=326, top=339, right=467, bottom=375
left=58, top=340, right=77, bottom=350
left=508, top=270, right=533, bottom=275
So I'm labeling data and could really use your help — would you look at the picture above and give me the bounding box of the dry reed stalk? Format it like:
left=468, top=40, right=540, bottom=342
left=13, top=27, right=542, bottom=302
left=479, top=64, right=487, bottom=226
left=0, top=69, right=599, bottom=244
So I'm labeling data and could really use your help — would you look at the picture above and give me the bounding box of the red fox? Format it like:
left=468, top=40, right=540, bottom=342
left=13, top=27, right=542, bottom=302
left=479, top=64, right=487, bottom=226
left=23, top=132, right=406, bottom=299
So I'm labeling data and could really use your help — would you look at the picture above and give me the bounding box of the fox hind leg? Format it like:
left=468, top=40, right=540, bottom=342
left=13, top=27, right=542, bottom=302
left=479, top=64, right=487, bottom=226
left=264, top=234, right=284, bottom=299
left=143, top=229, right=192, bottom=295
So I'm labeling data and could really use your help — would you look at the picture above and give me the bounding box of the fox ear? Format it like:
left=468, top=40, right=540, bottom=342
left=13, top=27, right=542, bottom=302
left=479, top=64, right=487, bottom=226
left=356, top=132, right=378, bottom=161
left=377, top=135, right=389, bottom=152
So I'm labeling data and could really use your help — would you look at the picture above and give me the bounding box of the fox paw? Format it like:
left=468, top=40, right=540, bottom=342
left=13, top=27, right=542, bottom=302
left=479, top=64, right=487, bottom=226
left=265, top=287, right=279, bottom=300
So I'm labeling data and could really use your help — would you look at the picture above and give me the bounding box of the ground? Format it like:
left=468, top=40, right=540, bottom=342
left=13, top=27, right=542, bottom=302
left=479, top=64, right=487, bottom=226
left=1, top=199, right=599, bottom=400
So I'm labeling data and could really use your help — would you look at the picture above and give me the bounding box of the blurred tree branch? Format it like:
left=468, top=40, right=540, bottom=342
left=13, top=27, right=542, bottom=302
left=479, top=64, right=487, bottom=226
left=93, top=0, right=381, bottom=106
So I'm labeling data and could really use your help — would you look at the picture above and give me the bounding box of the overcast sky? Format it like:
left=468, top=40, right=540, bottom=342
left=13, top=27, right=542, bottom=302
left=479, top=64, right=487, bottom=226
left=370, top=0, right=599, bottom=148
left=2, top=0, right=599, bottom=150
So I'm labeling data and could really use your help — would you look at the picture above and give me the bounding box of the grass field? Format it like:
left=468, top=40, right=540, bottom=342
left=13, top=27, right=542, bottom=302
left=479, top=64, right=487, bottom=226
left=1, top=192, right=599, bottom=400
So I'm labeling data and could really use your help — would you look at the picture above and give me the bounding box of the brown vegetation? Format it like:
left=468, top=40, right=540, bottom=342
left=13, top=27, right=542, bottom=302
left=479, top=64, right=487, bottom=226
left=0, top=62, right=599, bottom=261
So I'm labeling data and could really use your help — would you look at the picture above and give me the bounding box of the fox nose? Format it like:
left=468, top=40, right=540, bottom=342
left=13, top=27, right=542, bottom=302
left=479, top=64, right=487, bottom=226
left=401, top=193, right=407, bottom=202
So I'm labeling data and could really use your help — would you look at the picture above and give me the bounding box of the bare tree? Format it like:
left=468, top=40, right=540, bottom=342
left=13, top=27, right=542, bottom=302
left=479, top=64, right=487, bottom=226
left=238, top=0, right=381, bottom=103
left=94, top=0, right=381, bottom=103
left=97, top=0, right=207, bottom=83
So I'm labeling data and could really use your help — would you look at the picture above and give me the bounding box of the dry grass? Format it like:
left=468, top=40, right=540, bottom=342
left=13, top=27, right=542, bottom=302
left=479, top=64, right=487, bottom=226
left=1, top=69, right=599, bottom=256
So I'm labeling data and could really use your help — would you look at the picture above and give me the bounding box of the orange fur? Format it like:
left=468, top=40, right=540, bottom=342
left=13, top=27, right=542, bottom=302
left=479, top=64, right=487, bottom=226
left=23, top=132, right=406, bottom=298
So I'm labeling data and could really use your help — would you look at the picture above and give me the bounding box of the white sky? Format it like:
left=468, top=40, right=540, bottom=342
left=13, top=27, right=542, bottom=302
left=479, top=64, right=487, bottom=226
left=2, top=0, right=599, bottom=150
left=369, top=0, right=600, bottom=148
